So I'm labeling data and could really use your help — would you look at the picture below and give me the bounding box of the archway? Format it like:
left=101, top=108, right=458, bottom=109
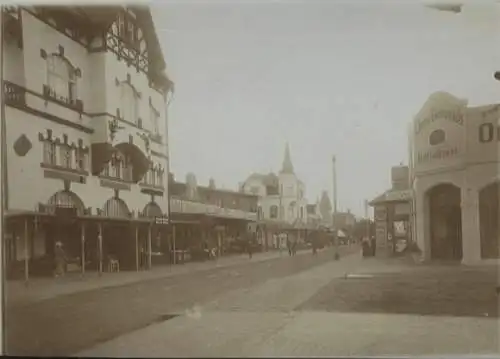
left=479, top=182, right=499, bottom=259
left=45, top=190, right=86, bottom=260
left=427, top=184, right=462, bottom=261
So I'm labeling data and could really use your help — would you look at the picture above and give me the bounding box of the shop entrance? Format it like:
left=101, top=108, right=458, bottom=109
left=428, top=184, right=462, bottom=261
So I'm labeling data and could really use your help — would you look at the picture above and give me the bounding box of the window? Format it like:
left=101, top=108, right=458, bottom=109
left=300, top=207, right=304, bottom=219
left=59, top=146, right=72, bottom=168
left=43, top=141, right=57, bottom=165
left=429, top=129, right=446, bottom=146
left=120, top=83, right=138, bottom=125
left=257, top=206, right=263, bottom=219
left=76, top=149, right=87, bottom=171
left=150, top=104, right=160, bottom=135
left=270, top=205, right=278, bottom=219
left=102, top=152, right=132, bottom=181
left=47, top=55, right=76, bottom=102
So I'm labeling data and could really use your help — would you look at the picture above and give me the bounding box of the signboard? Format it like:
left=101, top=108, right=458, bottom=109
left=155, top=216, right=169, bottom=225
left=412, top=93, right=466, bottom=175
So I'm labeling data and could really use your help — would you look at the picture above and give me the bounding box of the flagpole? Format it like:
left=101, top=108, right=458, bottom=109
left=332, top=155, right=339, bottom=260
left=0, top=5, right=7, bottom=354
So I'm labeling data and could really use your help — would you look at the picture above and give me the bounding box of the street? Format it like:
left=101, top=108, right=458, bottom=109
left=7, top=244, right=499, bottom=357
left=75, top=252, right=500, bottom=357
left=5, top=246, right=357, bottom=357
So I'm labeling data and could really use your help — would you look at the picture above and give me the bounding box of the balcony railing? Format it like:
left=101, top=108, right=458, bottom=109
left=170, top=197, right=257, bottom=221
left=4, top=81, right=26, bottom=107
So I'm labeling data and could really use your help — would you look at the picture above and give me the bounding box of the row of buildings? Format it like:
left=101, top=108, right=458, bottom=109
left=369, top=91, right=499, bottom=265
left=1, top=6, right=344, bottom=279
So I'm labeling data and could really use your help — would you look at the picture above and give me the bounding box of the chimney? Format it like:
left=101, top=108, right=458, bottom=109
left=209, top=178, right=216, bottom=189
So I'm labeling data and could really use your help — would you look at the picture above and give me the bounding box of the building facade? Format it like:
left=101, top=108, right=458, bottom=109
left=3, top=6, right=173, bottom=278
left=409, top=91, right=500, bottom=265
left=241, top=143, right=310, bottom=248
left=169, top=173, right=258, bottom=259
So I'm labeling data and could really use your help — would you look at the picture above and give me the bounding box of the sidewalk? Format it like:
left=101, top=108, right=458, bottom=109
left=6, top=247, right=333, bottom=306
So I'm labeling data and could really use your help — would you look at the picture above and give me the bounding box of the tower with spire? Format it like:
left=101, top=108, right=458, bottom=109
left=280, top=142, right=294, bottom=174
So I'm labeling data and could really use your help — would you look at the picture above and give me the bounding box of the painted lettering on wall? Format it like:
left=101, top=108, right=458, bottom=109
left=415, top=109, right=464, bottom=134
left=416, top=147, right=459, bottom=164
left=478, top=122, right=500, bottom=143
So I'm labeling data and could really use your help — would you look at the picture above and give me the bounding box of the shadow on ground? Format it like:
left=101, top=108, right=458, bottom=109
left=296, top=265, right=499, bottom=319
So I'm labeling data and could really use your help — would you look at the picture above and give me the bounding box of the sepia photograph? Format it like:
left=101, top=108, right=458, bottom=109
left=0, top=0, right=499, bottom=357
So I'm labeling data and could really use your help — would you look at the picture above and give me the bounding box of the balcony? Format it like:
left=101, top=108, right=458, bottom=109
left=4, top=81, right=26, bottom=108
left=170, top=197, right=257, bottom=221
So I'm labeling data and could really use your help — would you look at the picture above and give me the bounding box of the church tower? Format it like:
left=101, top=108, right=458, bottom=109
left=280, top=142, right=294, bottom=174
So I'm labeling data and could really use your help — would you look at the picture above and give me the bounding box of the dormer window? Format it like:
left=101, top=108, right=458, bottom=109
left=46, top=54, right=77, bottom=103
left=117, top=12, right=139, bottom=48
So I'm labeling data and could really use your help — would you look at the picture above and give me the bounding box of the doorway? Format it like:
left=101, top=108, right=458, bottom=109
left=428, top=184, right=462, bottom=261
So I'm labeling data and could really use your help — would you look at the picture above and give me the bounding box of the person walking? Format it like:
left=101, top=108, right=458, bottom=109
left=54, top=241, right=67, bottom=277
left=247, top=239, right=253, bottom=259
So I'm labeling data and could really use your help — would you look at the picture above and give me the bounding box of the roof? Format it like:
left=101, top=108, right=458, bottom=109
left=369, top=189, right=413, bottom=206
left=244, top=172, right=278, bottom=187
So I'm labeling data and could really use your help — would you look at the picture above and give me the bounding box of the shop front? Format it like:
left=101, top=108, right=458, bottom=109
left=410, top=92, right=500, bottom=264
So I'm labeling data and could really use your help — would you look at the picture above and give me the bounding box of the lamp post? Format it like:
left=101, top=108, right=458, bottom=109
left=332, top=155, right=339, bottom=260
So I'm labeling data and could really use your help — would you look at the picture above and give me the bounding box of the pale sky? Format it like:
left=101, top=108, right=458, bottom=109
left=152, top=0, right=500, bottom=217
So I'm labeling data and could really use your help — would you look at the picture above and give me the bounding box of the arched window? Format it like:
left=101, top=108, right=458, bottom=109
left=142, top=201, right=163, bottom=218
left=270, top=205, right=278, bottom=219
left=47, top=190, right=85, bottom=215
left=257, top=206, right=263, bottom=219
left=102, top=197, right=130, bottom=218
left=120, top=82, right=138, bottom=125
left=47, top=55, right=77, bottom=102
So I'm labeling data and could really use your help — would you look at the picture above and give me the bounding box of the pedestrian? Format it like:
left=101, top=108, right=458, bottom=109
left=370, top=236, right=376, bottom=257
left=54, top=241, right=66, bottom=277
left=247, top=240, right=253, bottom=259
left=287, top=238, right=292, bottom=256
left=361, top=237, right=371, bottom=258
left=312, top=238, right=318, bottom=256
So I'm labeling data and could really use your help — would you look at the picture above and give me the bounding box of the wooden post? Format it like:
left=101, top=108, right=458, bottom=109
left=24, top=218, right=29, bottom=286
left=81, top=223, right=85, bottom=277
left=98, top=223, right=103, bottom=276
left=172, top=225, right=176, bottom=265
left=135, top=225, right=139, bottom=272
left=147, top=224, right=152, bottom=270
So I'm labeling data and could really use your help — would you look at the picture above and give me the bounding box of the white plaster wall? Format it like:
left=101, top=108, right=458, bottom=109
left=7, top=10, right=170, bottom=217
left=4, top=38, right=25, bottom=85
left=5, top=107, right=89, bottom=211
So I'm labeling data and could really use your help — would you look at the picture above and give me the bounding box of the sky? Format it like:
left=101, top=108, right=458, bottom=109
left=152, top=0, right=500, bottom=217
